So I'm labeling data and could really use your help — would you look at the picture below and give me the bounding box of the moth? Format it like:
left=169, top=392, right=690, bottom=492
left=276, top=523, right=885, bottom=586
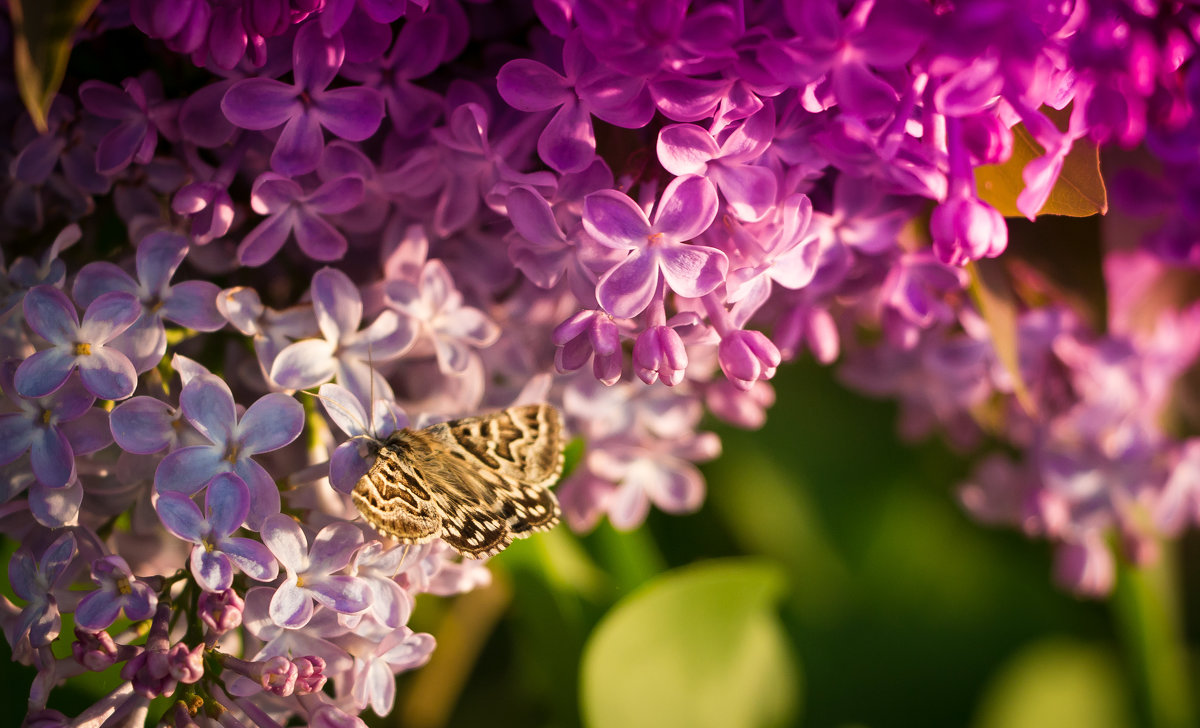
left=352, top=403, right=565, bottom=559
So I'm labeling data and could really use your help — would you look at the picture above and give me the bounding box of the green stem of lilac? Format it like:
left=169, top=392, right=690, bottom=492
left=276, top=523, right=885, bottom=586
left=1111, top=542, right=1194, bottom=728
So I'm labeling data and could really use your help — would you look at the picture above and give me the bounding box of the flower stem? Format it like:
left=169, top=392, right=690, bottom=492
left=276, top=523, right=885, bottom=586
left=1111, top=542, right=1195, bottom=728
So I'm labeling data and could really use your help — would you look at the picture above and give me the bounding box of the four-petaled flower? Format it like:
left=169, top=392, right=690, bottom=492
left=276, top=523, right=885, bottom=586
left=0, top=365, right=110, bottom=488
left=73, top=231, right=224, bottom=373
left=270, top=267, right=415, bottom=406
left=583, top=175, right=727, bottom=318
left=155, top=472, right=280, bottom=592
left=221, top=21, right=384, bottom=177
left=154, top=373, right=304, bottom=529
left=8, top=532, right=76, bottom=647
left=260, top=514, right=370, bottom=629
left=75, top=555, right=157, bottom=631
left=15, top=285, right=141, bottom=401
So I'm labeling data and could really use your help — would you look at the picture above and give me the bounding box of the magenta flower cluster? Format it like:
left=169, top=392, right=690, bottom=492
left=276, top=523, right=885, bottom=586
left=3, top=0, right=1200, bottom=725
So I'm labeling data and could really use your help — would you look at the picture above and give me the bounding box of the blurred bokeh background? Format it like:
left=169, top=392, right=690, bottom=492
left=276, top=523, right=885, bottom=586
left=3, top=357, right=1187, bottom=728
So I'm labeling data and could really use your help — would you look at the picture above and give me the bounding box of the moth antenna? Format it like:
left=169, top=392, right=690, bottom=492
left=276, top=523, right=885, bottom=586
left=366, top=339, right=379, bottom=440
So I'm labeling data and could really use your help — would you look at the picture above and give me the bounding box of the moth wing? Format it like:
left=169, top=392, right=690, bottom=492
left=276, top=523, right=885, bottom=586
left=352, top=437, right=442, bottom=544
left=421, top=404, right=565, bottom=555
left=433, top=404, right=565, bottom=487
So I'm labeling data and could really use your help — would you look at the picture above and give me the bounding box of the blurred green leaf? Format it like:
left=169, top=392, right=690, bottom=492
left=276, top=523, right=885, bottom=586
left=974, top=107, right=1107, bottom=218
left=10, top=0, right=99, bottom=132
left=972, top=639, right=1133, bottom=728
left=581, top=559, right=799, bottom=728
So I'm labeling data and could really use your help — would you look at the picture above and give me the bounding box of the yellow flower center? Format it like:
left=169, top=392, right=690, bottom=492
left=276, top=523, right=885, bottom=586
left=75, top=342, right=92, bottom=356
left=116, top=577, right=132, bottom=596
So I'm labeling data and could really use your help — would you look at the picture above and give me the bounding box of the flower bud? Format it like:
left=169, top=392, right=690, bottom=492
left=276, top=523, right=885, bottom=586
left=717, top=330, right=781, bottom=391
left=633, top=325, right=688, bottom=386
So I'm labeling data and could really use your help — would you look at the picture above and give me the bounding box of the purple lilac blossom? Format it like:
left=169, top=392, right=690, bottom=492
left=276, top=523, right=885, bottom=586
left=7, top=1, right=1200, bottom=725
left=16, top=285, right=141, bottom=401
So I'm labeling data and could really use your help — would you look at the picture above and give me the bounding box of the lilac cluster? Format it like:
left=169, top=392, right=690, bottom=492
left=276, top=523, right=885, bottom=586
left=3, top=0, right=1200, bottom=724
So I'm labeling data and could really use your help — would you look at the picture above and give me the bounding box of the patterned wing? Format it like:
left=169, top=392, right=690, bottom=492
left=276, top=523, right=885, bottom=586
left=421, top=404, right=565, bottom=557
left=351, top=437, right=442, bottom=545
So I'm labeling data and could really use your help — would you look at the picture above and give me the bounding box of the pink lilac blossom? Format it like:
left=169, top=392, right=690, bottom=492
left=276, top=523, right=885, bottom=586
left=4, top=0, right=1200, bottom=726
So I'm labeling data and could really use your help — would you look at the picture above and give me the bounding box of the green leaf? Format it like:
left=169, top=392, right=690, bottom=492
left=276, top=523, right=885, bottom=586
left=974, top=106, right=1107, bottom=219
left=972, top=639, right=1133, bottom=728
left=967, top=259, right=1035, bottom=417
left=581, top=559, right=800, bottom=728
left=10, top=0, right=99, bottom=132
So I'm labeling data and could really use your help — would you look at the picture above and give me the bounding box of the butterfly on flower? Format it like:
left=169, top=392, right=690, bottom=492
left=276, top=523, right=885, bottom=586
left=351, top=404, right=565, bottom=558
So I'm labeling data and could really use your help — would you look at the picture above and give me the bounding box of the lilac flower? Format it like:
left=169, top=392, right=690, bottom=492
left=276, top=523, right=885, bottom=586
left=320, top=383, right=408, bottom=494
left=385, top=260, right=501, bottom=375
left=656, top=108, right=778, bottom=222
left=155, top=472, right=279, bottom=592
left=260, top=514, right=369, bottom=628
left=0, top=223, right=79, bottom=317
left=221, top=22, right=385, bottom=176
left=238, top=586, right=353, bottom=675
left=345, top=540, right=416, bottom=629
left=342, top=13, right=448, bottom=136
left=154, top=373, right=304, bottom=528
left=583, top=175, right=727, bottom=318
left=78, top=73, right=179, bottom=175
left=8, top=532, right=76, bottom=647
left=74, top=556, right=157, bottom=631
left=498, top=30, right=654, bottom=173
left=0, top=367, right=110, bottom=488
left=553, top=309, right=624, bottom=386
left=237, top=172, right=364, bottom=266
left=72, top=231, right=224, bottom=373
left=349, top=627, right=435, bottom=715
left=270, top=267, right=415, bottom=405
left=15, top=285, right=141, bottom=401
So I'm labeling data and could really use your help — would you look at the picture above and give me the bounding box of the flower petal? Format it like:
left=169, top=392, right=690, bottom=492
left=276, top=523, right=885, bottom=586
left=155, top=445, right=225, bottom=495
left=310, top=267, right=361, bottom=344
left=659, top=244, right=728, bottom=299
left=180, top=374, right=236, bottom=445
left=313, top=87, right=385, bottom=142
left=652, top=174, right=718, bottom=241
left=596, top=249, right=659, bottom=319
left=30, top=426, right=75, bottom=488
left=156, top=490, right=207, bottom=542
left=238, top=393, right=304, bottom=454
left=162, top=280, right=224, bottom=331
left=192, top=548, right=234, bottom=592
left=110, top=396, right=175, bottom=454
left=261, top=513, right=309, bottom=573
left=23, top=285, right=79, bottom=344
left=76, top=346, right=138, bottom=401
left=220, top=537, right=279, bottom=582
left=308, top=574, right=369, bottom=614
left=271, top=111, right=324, bottom=176
left=81, top=292, right=141, bottom=344
left=269, top=580, right=314, bottom=628
left=206, top=472, right=251, bottom=536
left=307, top=522, right=363, bottom=576
left=582, top=190, right=652, bottom=251
left=269, top=338, right=338, bottom=391
left=14, top=347, right=76, bottom=399
left=221, top=78, right=300, bottom=130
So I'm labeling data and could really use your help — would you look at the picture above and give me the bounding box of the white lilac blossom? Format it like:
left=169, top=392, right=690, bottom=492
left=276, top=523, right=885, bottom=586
left=4, top=1, right=1200, bottom=726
